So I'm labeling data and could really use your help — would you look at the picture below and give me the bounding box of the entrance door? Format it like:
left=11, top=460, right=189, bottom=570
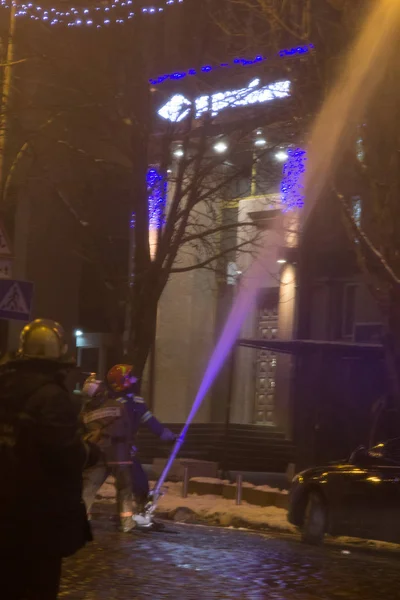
left=253, top=306, right=278, bottom=424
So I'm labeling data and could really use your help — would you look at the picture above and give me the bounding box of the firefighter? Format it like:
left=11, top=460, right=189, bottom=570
left=81, top=373, right=135, bottom=533
left=107, top=364, right=176, bottom=529
left=0, top=319, right=100, bottom=600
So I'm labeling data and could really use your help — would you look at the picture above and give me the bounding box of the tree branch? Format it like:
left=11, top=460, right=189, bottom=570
left=171, top=238, right=259, bottom=273
left=181, top=220, right=256, bottom=244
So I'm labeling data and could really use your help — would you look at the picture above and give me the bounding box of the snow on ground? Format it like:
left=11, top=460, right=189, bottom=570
left=158, top=481, right=295, bottom=532
left=189, top=477, right=230, bottom=485
left=94, top=478, right=294, bottom=533
left=189, top=477, right=288, bottom=494
left=255, top=485, right=289, bottom=495
left=94, top=478, right=400, bottom=551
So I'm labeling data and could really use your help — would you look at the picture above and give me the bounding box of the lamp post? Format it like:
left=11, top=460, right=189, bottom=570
left=0, top=4, right=17, bottom=195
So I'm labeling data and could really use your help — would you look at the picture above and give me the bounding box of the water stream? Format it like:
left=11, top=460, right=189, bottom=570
left=152, top=0, right=400, bottom=499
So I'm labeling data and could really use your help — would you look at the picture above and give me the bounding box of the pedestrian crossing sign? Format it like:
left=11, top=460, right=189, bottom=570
left=0, top=279, right=33, bottom=322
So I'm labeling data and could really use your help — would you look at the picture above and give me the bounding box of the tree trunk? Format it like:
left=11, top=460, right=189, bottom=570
left=124, top=0, right=153, bottom=378
left=129, top=288, right=158, bottom=379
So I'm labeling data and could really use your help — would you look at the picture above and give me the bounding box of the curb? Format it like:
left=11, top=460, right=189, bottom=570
left=188, top=480, right=289, bottom=510
left=90, top=500, right=294, bottom=535
left=157, top=506, right=295, bottom=535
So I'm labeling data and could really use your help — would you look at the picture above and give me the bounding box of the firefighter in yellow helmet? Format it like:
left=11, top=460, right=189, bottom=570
left=0, top=319, right=100, bottom=599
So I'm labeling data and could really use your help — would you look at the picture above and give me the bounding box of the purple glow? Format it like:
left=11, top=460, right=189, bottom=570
left=152, top=243, right=273, bottom=499
left=152, top=149, right=308, bottom=500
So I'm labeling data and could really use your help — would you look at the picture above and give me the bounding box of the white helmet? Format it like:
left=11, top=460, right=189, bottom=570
left=82, top=373, right=103, bottom=398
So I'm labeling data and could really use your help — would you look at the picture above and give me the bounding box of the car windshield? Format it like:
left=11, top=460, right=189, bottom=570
left=370, top=438, right=400, bottom=464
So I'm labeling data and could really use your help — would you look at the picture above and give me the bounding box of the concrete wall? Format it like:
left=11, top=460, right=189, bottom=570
left=275, top=263, right=297, bottom=436
left=153, top=195, right=217, bottom=425
left=231, top=193, right=284, bottom=424
left=354, top=279, right=381, bottom=325
left=8, top=189, right=81, bottom=353
left=153, top=267, right=216, bottom=423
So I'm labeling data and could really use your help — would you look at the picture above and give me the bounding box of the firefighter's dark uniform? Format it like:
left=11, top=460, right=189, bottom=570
left=0, top=359, right=100, bottom=600
left=126, top=395, right=175, bottom=510
left=82, top=394, right=133, bottom=522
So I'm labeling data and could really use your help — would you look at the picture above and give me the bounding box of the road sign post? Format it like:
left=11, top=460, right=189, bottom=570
left=0, top=220, right=13, bottom=280
left=0, top=257, right=13, bottom=279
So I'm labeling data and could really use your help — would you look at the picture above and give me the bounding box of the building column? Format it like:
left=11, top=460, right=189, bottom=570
left=275, top=209, right=300, bottom=437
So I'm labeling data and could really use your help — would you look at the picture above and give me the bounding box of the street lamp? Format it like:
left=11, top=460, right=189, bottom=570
left=173, top=147, right=184, bottom=158
left=254, top=129, right=266, bottom=147
left=275, top=150, right=288, bottom=162
left=214, top=140, right=228, bottom=153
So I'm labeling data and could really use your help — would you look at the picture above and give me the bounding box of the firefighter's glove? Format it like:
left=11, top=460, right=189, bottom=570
left=160, top=428, right=177, bottom=443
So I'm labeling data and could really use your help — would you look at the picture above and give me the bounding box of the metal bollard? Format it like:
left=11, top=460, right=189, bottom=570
left=236, top=473, right=243, bottom=505
left=182, top=466, right=189, bottom=498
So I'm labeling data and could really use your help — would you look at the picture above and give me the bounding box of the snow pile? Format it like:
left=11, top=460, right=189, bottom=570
left=333, top=536, right=400, bottom=553
left=255, top=485, right=288, bottom=495
left=190, top=477, right=288, bottom=495
left=158, top=482, right=295, bottom=532
left=190, top=477, right=230, bottom=485
left=94, top=477, right=294, bottom=533
left=92, top=479, right=400, bottom=550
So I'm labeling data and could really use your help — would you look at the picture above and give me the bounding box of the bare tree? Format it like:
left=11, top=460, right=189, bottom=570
left=3, top=5, right=297, bottom=376
left=224, top=1, right=400, bottom=415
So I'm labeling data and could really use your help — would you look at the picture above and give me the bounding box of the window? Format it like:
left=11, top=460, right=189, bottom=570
left=342, top=284, right=357, bottom=338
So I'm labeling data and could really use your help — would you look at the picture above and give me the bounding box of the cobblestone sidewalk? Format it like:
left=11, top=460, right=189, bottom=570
left=60, top=519, right=400, bottom=599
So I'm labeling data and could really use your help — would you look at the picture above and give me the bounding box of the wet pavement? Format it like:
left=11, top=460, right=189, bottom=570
left=60, top=520, right=400, bottom=599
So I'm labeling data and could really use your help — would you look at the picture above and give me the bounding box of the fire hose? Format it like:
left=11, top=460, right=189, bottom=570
left=144, top=424, right=190, bottom=518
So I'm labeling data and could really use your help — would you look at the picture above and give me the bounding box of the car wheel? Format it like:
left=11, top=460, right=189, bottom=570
left=301, top=492, right=326, bottom=545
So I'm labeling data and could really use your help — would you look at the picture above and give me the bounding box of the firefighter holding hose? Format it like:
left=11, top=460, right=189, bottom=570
left=106, top=364, right=176, bottom=529
left=81, top=373, right=135, bottom=533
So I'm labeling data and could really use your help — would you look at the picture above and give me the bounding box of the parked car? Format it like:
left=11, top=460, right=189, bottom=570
left=288, top=438, right=400, bottom=545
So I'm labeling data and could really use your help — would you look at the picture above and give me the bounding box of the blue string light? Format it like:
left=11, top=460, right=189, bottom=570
left=281, top=148, right=307, bottom=211
left=278, top=45, right=314, bottom=58
left=149, top=45, right=314, bottom=86
left=147, top=166, right=167, bottom=229
left=4, top=0, right=184, bottom=28
left=130, top=167, right=166, bottom=232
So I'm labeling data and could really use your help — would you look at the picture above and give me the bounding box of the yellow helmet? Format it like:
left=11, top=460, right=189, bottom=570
left=18, top=318, right=70, bottom=362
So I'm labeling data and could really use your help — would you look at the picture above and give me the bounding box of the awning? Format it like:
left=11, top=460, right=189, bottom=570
left=237, top=338, right=384, bottom=358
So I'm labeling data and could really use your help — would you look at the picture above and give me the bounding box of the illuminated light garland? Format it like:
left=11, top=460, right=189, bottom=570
left=150, top=44, right=314, bottom=85
left=158, top=78, right=291, bottom=122
left=130, top=167, right=167, bottom=230
left=4, top=0, right=184, bottom=27
left=280, top=148, right=307, bottom=211
left=147, top=166, right=167, bottom=229
left=130, top=167, right=166, bottom=263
